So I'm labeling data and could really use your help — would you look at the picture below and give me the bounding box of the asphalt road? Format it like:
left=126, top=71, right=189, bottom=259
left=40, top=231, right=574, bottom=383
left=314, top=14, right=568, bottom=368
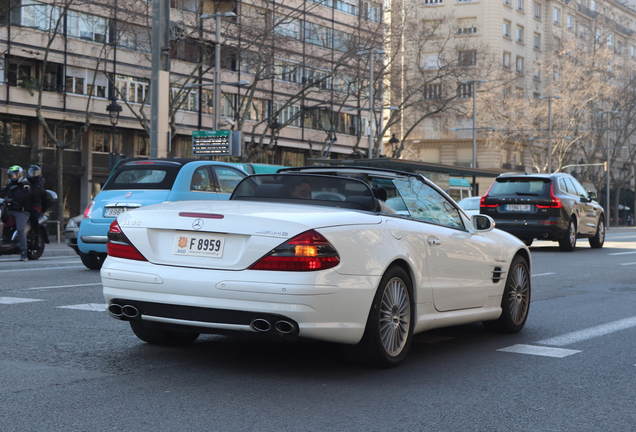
left=1, top=229, right=635, bottom=431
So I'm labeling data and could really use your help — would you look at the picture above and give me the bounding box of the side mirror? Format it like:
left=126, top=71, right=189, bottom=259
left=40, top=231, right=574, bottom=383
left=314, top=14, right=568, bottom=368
left=588, top=191, right=597, bottom=201
left=471, top=214, right=495, bottom=232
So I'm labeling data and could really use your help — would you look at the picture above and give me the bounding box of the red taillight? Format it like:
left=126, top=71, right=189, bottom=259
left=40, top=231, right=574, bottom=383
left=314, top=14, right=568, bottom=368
left=83, top=201, right=95, bottom=219
left=107, top=220, right=147, bottom=261
left=136, top=161, right=155, bottom=164
left=536, top=184, right=563, bottom=209
left=249, top=230, right=340, bottom=271
left=480, top=195, right=498, bottom=208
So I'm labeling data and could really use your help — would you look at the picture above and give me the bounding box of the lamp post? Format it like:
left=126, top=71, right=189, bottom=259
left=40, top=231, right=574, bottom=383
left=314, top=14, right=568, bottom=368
left=388, top=133, right=399, bottom=157
left=461, top=79, right=487, bottom=170
left=357, top=49, right=385, bottom=158
left=538, top=95, right=561, bottom=173
left=269, top=117, right=281, bottom=164
left=599, top=110, right=618, bottom=227
left=201, top=12, right=236, bottom=131
left=106, top=100, right=122, bottom=169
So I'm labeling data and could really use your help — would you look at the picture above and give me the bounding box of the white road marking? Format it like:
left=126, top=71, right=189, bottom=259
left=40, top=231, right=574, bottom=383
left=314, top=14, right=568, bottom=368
left=57, top=303, right=106, bottom=312
left=620, top=262, right=636, bottom=266
left=26, top=283, right=102, bottom=291
left=497, top=344, right=581, bottom=358
left=0, top=297, right=43, bottom=304
left=532, top=272, right=555, bottom=277
left=0, top=256, right=80, bottom=262
left=537, top=316, right=636, bottom=347
left=0, top=265, right=86, bottom=273
left=608, top=251, right=636, bottom=255
left=606, top=235, right=636, bottom=240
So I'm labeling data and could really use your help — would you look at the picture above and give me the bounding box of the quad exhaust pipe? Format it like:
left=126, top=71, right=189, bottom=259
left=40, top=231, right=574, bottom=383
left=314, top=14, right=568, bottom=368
left=108, top=303, right=139, bottom=319
left=250, top=317, right=296, bottom=334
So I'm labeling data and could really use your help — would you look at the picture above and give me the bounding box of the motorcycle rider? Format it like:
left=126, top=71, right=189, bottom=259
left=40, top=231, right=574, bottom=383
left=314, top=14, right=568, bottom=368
left=0, top=166, right=32, bottom=261
left=27, top=165, right=46, bottom=233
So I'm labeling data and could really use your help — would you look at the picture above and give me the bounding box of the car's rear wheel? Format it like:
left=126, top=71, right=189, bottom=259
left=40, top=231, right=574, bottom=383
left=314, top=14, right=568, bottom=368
left=342, top=266, right=413, bottom=368
left=130, top=321, right=200, bottom=346
left=558, top=219, right=577, bottom=251
left=79, top=251, right=106, bottom=270
left=483, top=255, right=530, bottom=333
left=589, top=218, right=605, bottom=249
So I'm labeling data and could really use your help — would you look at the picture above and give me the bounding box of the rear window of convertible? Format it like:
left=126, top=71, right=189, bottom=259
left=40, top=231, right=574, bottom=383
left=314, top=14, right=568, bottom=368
left=103, top=166, right=181, bottom=190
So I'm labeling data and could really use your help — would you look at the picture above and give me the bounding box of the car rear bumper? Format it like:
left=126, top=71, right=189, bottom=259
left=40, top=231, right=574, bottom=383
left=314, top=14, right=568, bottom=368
left=493, top=219, right=569, bottom=240
left=77, top=220, right=110, bottom=254
left=101, top=257, right=380, bottom=344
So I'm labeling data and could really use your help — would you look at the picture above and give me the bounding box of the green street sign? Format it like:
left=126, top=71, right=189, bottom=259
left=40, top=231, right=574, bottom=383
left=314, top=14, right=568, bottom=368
left=192, top=130, right=232, bottom=156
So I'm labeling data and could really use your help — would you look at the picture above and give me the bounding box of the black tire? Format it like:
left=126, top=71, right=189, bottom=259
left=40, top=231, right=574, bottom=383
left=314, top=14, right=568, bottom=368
left=341, top=266, right=414, bottom=368
left=483, top=255, right=531, bottom=333
left=589, top=217, right=605, bottom=249
left=79, top=251, right=106, bottom=270
left=26, top=233, right=45, bottom=260
left=523, top=238, right=533, bottom=247
left=129, top=320, right=200, bottom=346
left=558, top=219, right=577, bottom=252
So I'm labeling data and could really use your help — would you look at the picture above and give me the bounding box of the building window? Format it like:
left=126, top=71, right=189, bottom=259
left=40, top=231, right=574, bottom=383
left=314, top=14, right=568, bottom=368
left=607, top=34, right=612, bottom=47
left=516, top=26, right=524, bottom=43
left=534, top=2, right=541, bottom=19
left=458, top=18, right=477, bottom=35
left=503, top=20, right=510, bottom=38
left=67, top=11, right=109, bottom=43
left=516, top=0, right=523, bottom=11
left=303, top=22, right=332, bottom=48
left=423, top=83, right=442, bottom=100
left=533, top=66, right=540, bottom=80
left=115, top=74, right=150, bottom=104
left=534, top=33, right=541, bottom=49
left=65, top=76, right=84, bottom=94
left=503, top=0, right=510, bottom=5
left=516, top=56, right=524, bottom=73
left=172, top=87, right=198, bottom=112
left=272, top=102, right=301, bottom=127
left=567, top=15, right=573, bottom=30
left=554, top=7, right=561, bottom=24
left=458, top=50, right=477, bottom=67
left=360, top=1, right=380, bottom=22
left=274, top=15, right=301, bottom=39
left=423, top=0, right=443, bottom=4
left=590, top=0, right=595, bottom=11
left=457, top=82, right=473, bottom=99
left=503, top=51, right=511, bottom=68
left=631, top=45, right=635, bottom=57
left=335, top=0, right=358, bottom=16
left=423, top=54, right=442, bottom=70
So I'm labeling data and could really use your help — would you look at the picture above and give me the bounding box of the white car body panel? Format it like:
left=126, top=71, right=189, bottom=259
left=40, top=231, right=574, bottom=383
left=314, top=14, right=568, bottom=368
left=102, top=195, right=528, bottom=345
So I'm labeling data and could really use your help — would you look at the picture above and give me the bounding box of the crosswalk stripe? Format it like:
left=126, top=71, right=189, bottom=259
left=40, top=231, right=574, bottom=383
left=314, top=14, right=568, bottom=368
left=537, top=316, right=636, bottom=346
left=57, top=303, right=106, bottom=312
left=497, top=344, right=581, bottom=358
left=0, top=297, right=43, bottom=304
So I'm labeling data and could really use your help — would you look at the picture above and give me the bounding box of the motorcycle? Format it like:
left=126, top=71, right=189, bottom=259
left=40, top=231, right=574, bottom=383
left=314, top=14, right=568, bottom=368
left=0, top=190, right=57, bottom=260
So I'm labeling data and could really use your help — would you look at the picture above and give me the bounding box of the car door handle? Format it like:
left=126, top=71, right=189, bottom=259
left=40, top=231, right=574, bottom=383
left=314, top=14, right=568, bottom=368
left=427, top=238, right=441, bottom=246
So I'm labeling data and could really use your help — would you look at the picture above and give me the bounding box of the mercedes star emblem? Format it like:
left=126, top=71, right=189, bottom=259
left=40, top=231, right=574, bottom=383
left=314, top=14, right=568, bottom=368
left=192, top=219, right=204, bottom=230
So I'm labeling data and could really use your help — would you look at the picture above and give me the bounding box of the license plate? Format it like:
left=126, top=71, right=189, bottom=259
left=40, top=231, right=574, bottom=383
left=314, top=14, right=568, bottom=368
left=506, top=204, right=531, bottom=212
left=173, top=234, right=225, bottom=258
left=105, top=207, right=130, bottom=217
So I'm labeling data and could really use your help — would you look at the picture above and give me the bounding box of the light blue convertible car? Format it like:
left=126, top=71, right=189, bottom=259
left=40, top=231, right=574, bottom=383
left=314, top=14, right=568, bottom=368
left=77, top=158, right=247, bottom=269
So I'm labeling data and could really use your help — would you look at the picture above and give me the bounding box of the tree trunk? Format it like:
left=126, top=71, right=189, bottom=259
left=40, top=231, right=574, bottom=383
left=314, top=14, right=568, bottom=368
left=56, top=143, right=64, bottom=227
left=614, top=184, right=621, bottom=226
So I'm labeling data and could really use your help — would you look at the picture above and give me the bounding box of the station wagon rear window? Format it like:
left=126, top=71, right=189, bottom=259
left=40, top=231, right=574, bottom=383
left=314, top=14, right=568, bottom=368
left=489, top=178, right=551, bottom=197
left=103, top=166, right=180, bottom=190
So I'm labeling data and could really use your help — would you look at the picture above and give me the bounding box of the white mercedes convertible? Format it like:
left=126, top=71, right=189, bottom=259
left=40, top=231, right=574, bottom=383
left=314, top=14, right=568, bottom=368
left=101, top=166, right=530, bottom=367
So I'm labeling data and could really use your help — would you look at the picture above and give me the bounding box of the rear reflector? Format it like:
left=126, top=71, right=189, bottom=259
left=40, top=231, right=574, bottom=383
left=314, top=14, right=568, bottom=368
left=107, top=220, right=147, bottom=261
left=179, top=212, right=224, bottom=219
left=249, top=230, right=340, bottom=271
left=136, top=161, right=155, bottom=164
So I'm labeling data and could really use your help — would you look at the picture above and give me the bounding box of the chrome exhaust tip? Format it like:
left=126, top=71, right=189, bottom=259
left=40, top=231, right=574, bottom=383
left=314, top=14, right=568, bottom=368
left=108, top=303, right=123, bottom=317
left=274, top=320, right=295, bottom=334
left=251, top=318, right=272, bottom=332
left=122, top=305, right=139, bottom=318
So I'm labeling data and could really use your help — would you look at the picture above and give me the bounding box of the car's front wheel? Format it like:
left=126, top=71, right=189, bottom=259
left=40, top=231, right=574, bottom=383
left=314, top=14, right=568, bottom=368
left=589, top=218, right=605, bottom=249
left=79, top=251, right=106, bottom=270
left=130, top=321, right=200, bottom=346
left=342, top=266, right=414, bottom=368
left=483, top=255, right=531, bottom=333
left=558, top=219, right=577, bottom=251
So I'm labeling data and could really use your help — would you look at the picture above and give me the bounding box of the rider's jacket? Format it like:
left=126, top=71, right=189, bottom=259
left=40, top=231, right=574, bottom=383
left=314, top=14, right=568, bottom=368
left=0, top=179, right=32, bottom=212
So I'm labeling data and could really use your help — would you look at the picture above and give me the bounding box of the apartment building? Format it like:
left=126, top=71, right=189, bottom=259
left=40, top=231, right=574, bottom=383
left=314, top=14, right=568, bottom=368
left=0, top=0, right=383, bottom=219
left=386, top=0, right=636, bottom=195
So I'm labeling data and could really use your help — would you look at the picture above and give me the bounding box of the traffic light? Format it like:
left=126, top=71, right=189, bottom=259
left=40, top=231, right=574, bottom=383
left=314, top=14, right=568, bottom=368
left=604, top=161, right=608, bottom=171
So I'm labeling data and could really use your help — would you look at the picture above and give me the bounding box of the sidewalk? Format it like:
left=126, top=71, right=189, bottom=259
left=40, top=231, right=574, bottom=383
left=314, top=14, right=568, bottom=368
left=43, top=237, right=78, bottom=257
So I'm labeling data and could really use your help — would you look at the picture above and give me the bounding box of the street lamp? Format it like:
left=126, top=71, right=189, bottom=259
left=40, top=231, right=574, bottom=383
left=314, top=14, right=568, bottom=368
left=269, top=117, right=281, bottom=164
left=461, top=79, right=487, bottom=171
left=599, top=110, right=619, bottom=227
left=201, top=12, right=237, bottom=131
left=388, top=133, right=399, bottom=156
left=538, top=95, right=561, bottom=173
left=357, top=49, right=385, bottom=158
left=106, top=100, right=122, bottom=169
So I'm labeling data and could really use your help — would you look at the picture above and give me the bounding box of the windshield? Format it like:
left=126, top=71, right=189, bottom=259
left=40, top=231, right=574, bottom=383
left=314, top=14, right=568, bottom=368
left=489, top=178, right=551, bottom=197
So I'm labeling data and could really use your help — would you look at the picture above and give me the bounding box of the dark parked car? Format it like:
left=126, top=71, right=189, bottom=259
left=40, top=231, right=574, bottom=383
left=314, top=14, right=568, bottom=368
left=480, top=173, right=605, bottom=251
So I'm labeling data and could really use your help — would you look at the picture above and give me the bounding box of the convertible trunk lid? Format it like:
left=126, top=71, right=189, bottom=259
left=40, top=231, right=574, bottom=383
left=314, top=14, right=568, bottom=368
left=115, top=200, right=382, bottom=270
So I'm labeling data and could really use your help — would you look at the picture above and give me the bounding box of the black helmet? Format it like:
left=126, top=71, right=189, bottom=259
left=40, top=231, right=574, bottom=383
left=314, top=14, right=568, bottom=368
left=8, top=165, right=22, bottom=184
left=27, top=165, right=42, bottom=183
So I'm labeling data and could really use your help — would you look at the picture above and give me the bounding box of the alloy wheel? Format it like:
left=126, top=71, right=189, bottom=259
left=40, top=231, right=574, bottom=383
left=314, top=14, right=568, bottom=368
left=508, top=263, right=530, bottom=325
left=379, top=277, right=411, bottom=356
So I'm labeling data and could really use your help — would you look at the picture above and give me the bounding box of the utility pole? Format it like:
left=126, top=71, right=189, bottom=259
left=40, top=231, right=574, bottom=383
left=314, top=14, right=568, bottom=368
left=599, top=110, right=618, bottom=227
left=357, top=49, right=385, bottom=158
left=539, top=95, right=561, bottom=173
left=150, top=0, right=170, bottom=158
